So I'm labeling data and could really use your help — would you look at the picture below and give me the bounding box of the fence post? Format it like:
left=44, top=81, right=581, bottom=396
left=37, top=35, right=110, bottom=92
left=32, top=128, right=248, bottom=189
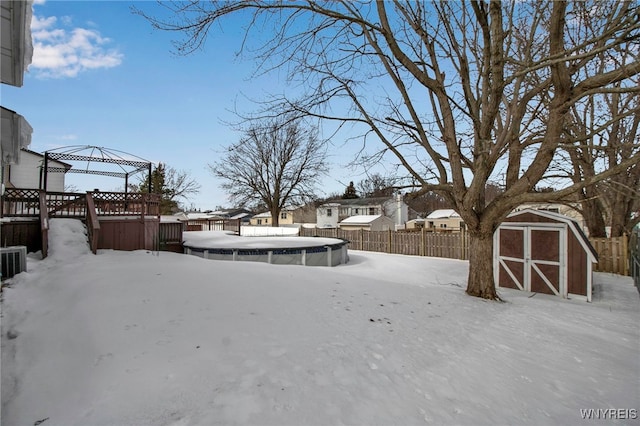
left=388, top=229, right=392, bottom=254
left=460, top=229, right=466, bottom=260
left=623, top=233, right=629, bottom=276
left=360, top=228, right=364, bottom=251
left=421, top=226, right=425, bottom=257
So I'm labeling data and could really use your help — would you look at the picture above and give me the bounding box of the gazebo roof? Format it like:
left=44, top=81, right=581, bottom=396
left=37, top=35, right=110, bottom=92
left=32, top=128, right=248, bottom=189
left=44, top=145, right=152, bottom=179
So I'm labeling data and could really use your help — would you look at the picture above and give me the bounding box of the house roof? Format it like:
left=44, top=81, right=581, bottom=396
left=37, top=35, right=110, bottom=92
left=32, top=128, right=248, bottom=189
left=426, top=209, right=460, bottom=220
left=229, top=212, right=252, bottom=220
left=253, top=208, right=295, bottom=218
left=21, top=148, right=72, bottom=169
left=185, top=212, right=220, bottom=220
left=339, top=214, right=384, bottom=224
left=322, top=196, right=399, bottom=207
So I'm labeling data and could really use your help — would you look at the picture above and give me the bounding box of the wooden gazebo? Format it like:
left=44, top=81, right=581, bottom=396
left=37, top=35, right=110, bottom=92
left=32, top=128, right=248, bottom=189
left=41, top=145, right=152, bottom=194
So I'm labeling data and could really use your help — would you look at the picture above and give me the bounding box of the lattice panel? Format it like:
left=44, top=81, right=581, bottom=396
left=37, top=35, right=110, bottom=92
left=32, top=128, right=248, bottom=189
left=46, top=193, right=86, bottom=217
left=1, top=189, right=41, bottom=216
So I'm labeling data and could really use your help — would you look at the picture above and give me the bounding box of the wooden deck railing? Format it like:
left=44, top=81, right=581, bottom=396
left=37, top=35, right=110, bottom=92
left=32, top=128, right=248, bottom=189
left=1, top=188, right=161, bottom=218
left=39, top=191, right=49, bottom=258
left=85, top=193, right=101, bottom=254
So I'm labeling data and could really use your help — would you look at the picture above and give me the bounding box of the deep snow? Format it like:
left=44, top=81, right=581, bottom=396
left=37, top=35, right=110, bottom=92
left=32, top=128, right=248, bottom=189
left=1, top=219, right=638, bottom=426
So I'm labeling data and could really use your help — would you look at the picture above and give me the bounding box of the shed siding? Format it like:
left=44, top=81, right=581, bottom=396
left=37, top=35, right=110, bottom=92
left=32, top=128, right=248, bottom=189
left=568, top=232, right=588, bottom=296
left=0, top=220, right=41, bottom=252
left=497, top=209, right=595, bottom=301
left=98, top=218, right=159, bottom=251
left=505, top=212, right=560, bottom=224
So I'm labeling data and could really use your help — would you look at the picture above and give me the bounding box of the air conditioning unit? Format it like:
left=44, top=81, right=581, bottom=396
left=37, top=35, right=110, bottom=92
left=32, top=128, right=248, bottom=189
left=1, top=246, right=27, bottom=280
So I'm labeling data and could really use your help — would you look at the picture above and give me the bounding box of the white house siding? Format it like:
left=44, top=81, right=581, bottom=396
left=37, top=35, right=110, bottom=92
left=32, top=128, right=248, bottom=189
left=316, top=203, right=340, bottom=228
left=8, top=150, right=67, bottom=191
left=317, top=196, right=409, bottom=228
left=425, top=209, right=464, bottom=230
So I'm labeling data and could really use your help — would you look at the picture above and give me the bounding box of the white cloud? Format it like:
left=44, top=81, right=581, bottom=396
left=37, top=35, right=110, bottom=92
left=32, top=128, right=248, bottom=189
left=29, top=14, right=123, bottom=79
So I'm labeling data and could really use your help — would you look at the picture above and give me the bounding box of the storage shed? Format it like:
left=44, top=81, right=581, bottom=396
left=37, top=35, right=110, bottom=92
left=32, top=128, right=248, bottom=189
left=494, top=209, right=598, bottom=302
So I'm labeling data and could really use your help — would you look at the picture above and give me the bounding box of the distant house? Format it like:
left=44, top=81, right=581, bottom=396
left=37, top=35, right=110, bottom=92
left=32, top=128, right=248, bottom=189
left=2, top=149, right=71, bottom=192
left=424, top=209, right=465, bottom=231
left=406, top=218, right=426, bottom=230
left=208, top=208, right=254, bottom=224
left=338, top=214, right=395, bottom=232
left=317, top=195, right=409, bottom=229
left=317, top=202, right=341, bottom=228
left=249, top=208, right=297, bottom=226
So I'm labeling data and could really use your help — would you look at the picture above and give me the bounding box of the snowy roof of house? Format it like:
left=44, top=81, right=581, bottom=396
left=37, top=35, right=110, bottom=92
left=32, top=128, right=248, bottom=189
left=186, top=212, right=218, bottom=220
left=426, top=209, right=460, bottom=220
left=339, top=214, right=384, bottom=224
left=253, top=209, right=295, bottom=218
left=230, top=212, right=252, bottom=220
left=321, top=196, right=399, bottom=207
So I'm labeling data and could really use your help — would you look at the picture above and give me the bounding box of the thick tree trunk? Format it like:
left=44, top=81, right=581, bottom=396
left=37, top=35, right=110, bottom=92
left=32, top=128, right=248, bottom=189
left=270, top=208, right=280, bottom=227
left=610, top=214, right=627, bottom=238
left=581, top=198, right=608, bottom=238
left=466, top=231, right=499, bottom=300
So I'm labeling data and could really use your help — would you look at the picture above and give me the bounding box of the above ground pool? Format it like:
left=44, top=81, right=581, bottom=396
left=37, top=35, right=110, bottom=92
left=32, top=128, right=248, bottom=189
left=182, top=231, right=349, bottom=267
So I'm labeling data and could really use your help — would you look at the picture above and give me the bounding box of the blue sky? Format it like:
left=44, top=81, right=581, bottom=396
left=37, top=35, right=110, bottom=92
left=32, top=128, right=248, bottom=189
left=3, top=0, right=365, bottom=211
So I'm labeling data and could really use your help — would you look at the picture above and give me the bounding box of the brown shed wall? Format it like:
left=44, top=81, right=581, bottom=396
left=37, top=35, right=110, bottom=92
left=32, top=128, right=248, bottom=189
left=567, top=232, right=588, bottom=296
left=0, top=220, right=41, bottom=253
left=500, top=210, right=592, bottom=298
left=97, top=217, right=159, bottom=251
left=504, top=212, right=562, bottom=225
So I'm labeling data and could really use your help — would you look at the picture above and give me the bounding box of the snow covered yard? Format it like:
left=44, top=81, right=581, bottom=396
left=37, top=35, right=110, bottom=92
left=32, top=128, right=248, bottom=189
left=1, top=219, right=638, bottom=426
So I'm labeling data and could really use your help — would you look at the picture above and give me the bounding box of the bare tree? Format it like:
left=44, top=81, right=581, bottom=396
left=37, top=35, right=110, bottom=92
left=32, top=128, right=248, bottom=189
left=209, top=117, right=328, bottom=226
left=566, top=93, right=640, bottom=237
left=560, top=11, right=640, bottom=238
left=137, top=1, right=640, bottom=299
left=357, top=173, right=400, bottom=198
left=134, top=163, right=201, bottom=214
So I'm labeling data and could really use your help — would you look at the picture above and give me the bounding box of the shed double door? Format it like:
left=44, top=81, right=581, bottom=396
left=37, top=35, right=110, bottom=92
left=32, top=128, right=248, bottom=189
left=496, top=225, right=566, bottom=297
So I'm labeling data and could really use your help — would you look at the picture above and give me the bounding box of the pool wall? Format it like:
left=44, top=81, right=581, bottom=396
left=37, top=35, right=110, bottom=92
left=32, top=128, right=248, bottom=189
left=184, top=241, right=349, bottom=267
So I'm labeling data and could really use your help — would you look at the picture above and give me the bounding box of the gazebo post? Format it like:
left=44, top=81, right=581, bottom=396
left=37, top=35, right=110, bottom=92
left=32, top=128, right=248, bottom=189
left=148, top=163, right=152, bottom=193
left=43, top=152, right=49, bottom=191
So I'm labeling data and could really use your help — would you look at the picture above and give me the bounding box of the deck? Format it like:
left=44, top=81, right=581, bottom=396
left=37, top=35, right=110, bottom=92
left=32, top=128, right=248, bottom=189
left=1, top=188, right=162, bottom=256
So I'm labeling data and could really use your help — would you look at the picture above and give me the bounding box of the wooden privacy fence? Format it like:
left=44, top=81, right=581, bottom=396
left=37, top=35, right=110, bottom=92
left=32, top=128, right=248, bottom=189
left=589, top=235, right=630, bottom=276
left=302, top=227, right=630, bottom=275
left=300, top=227, right=469, bottom=260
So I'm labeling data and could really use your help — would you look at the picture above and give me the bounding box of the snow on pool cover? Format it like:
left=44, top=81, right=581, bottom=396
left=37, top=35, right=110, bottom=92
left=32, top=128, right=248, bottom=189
left=182, top=230, right=349, bottom=266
